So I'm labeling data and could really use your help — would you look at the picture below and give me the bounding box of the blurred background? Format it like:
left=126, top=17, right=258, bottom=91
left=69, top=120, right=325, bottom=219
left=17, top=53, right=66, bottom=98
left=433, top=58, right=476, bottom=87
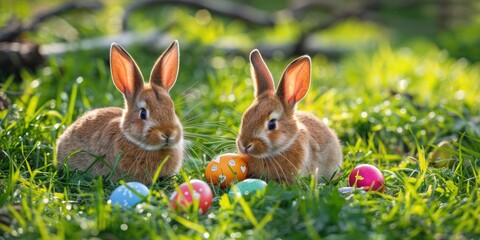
left=2, top=0, right=479, bottom=81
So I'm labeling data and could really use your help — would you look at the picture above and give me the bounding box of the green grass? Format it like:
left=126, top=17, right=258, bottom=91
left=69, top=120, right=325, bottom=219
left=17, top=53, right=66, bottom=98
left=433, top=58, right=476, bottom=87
left=1, top=1, right=480, bottom=239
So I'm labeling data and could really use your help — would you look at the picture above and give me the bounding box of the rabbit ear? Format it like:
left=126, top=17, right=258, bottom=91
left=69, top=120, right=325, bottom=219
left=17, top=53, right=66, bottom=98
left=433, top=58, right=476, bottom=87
left=149, top=40, right=179, bottom=91
left=110, top=43, right=144, bottom=99
left=276, top=56, right=311, bottom=108
left=250, top=49, right=275, bottom=98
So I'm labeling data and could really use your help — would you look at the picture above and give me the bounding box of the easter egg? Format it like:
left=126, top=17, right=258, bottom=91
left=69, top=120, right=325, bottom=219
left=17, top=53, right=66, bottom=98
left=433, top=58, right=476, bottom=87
left=348, top=164, right=385, bottom=192
left=338, top=187, right=366, bottom=195
left=109, top=182, right=150, bottom=208
left=429, top=140, right=455, bottom=168
left=228, top=179, right=267, bottom=198
left=205, top=153, right=249, bottom=187
left=338, top=187, right=355, bottom=194
left=170, top=179, right=213, bottom=214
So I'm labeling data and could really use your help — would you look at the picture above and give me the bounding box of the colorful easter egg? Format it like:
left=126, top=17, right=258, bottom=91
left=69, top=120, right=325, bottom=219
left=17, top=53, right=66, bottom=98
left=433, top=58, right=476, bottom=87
left=338, top=187, right=366, bottom=195
left=228, top=178, right=267, bottom=198
left=205, top=153, right=249, bottom=187
left=109, top=182, right=150, bottom=208
left=348, top=164, right=385, bottom=192
left=338, top=187, right=355, bottom=194
left=170, top=179, right=213, bottom=214
left=429, top=140, right=455, bottom=168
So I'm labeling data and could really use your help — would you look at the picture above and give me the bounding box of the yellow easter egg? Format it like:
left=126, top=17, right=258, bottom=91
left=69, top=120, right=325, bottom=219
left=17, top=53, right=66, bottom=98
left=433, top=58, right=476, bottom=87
left=429, top=140, right=455, bottom=168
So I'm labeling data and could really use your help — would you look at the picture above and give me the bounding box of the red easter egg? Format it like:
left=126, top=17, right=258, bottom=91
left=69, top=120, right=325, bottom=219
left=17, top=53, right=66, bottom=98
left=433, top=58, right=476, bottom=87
left=170, top=179, right=213, bottom=214
left=349, top=164, right=385, bottom=192
left=205, top=153, right=249, bottom=188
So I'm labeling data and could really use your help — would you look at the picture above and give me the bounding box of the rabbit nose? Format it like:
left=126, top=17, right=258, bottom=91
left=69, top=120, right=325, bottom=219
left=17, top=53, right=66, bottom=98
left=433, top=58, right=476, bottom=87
left=237, top=139, right=245, bottom=153
left=161, top=131, right=176, bottom=144
left=244, top=144, right=253, bottom=153
left=237, top=140, right=252, bottom=154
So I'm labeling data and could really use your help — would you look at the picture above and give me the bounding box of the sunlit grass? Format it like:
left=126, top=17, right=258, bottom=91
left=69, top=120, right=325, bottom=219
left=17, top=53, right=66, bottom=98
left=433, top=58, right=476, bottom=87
left=1, top=1, right=480, bottom=239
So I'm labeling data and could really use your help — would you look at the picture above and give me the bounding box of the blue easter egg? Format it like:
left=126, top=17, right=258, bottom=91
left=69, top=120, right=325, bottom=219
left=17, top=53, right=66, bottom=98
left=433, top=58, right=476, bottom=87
left=338, top=187, right=355, bottom=194
left=229, top=179, right=267, bottom=198
left=109, top=182, right=150, bottom=208
left=338, top=186, right=366, bottom=195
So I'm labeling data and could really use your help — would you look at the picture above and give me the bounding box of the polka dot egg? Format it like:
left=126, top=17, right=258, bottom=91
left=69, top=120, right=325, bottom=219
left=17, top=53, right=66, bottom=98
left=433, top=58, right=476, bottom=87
left=170, top=179, right=213, bottom=214
left=205, top=153, right=249, bottom=188
left=109, top=182, right=150, bottom=208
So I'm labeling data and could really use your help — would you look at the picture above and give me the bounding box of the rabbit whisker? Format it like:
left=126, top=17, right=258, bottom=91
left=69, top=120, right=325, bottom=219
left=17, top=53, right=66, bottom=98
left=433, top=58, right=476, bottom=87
left=273, top=155, right=290, bottom=183
left=184, top=138, right=215, bottom=159
left=182, top=101, right=204, bottom=118
left=277, top=152, right=300, bottom=182
left=265, top=155, right=282, bottom=183
left=172, top=81, right=200, bottom=106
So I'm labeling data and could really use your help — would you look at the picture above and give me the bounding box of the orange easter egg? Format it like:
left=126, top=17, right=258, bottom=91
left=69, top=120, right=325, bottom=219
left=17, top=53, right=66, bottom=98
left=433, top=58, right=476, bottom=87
left=205, top=153, right=249, bottom=188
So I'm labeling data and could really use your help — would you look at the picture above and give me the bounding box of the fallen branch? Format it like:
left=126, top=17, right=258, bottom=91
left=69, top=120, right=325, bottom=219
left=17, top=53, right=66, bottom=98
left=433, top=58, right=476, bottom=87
left=40, top=30, right=344, bottom=59
left=0, top=1, right=103, bottom=42
left=293, top=0, right=381, bottom=55
left=122, top=0, right=275, bottom=31
left=0, top=42, right=43, bottom=82
left=0, top=1, right=103, bottom=82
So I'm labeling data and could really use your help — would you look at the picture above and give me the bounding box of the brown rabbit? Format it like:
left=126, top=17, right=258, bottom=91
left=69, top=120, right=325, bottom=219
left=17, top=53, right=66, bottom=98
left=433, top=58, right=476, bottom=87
left=236, top=49, right=343, bottom=184
left=56, top=41, right=184, bottom=184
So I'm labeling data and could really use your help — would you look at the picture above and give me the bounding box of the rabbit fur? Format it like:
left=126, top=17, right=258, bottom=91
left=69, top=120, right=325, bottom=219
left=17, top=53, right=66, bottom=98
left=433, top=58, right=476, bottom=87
left=236, top=49, right=343, bottom=184
left=56, top=41, right=184, bottom=184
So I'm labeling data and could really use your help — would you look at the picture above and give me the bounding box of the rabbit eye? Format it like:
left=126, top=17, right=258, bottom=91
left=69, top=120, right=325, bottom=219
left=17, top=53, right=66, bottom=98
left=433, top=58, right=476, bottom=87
left=140, top=108, right=147, bottom=120
left=268, top=119, right=277, bottom=130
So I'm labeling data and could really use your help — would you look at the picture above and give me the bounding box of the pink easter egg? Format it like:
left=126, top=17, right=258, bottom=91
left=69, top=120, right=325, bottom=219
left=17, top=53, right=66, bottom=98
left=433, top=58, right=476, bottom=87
left=348, top=164, right=385, bottom=192
left=170, top=179, right=213, bottom=214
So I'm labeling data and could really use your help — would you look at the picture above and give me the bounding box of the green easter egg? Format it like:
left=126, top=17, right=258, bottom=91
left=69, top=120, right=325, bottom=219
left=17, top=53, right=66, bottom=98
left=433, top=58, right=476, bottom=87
left=429, top=140, right=455, bottom=168
left=229, top=179, right=267, bottom=198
